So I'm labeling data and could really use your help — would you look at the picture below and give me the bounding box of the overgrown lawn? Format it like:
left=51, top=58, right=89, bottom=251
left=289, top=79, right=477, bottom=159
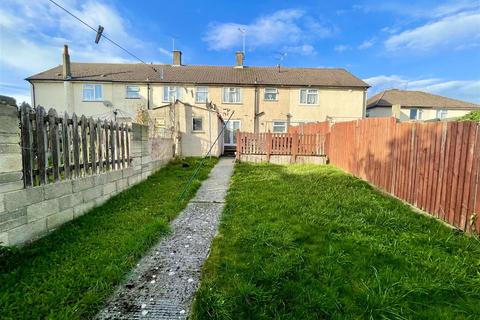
left=192, top=163, right=480, bottom=319
left=0, top=157, right=217, bottom=319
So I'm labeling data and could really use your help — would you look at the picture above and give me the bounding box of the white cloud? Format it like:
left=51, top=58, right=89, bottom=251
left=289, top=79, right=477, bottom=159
left=203, top=9, right=335, bottom=51
left=364, top=75, right=480, bottom=103
left=334, top=45, right=350, bottom=53
left=358, top=39, right=375, bottom=50
left=385, top=11, right=480, bottom=52
left=283, top=44, right=316, bottom=56
left=0, top=0, right=155, bottom=105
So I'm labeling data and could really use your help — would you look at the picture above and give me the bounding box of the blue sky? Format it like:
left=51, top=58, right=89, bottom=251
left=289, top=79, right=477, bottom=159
left=1, top=0, right=479, bottom=104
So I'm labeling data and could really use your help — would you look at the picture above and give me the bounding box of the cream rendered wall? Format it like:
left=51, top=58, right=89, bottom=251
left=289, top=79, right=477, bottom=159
left=288, top=87, right=365, bottom=124
left=33, top=82, right=66, bottom=111
left=367, top=106, right=472, bottom=121
left=33, top=81, right=149, bottom=119
left=399, top=108, right=471, bottom=121
left=149, top=103, right=222, bottom=157
left=32, top=81, right=366, bottom=131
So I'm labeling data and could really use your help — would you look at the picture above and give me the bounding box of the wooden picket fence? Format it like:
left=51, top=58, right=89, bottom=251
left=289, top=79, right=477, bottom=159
left=20, top=105, right=131, bottom=187
left=236, top=132, right=326, bottom=161
left=294, top=118, right=480, bottom=233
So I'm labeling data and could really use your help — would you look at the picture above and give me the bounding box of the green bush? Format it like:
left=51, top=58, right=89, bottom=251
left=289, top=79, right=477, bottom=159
left=459, top=109, right=480, bottom=122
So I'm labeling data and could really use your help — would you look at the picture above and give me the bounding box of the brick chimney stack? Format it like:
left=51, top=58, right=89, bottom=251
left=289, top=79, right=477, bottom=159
left=235, top=51, right=244, bottom=68
left=62, top=45, right=71, bottom=79
left=173, top=50, right=182, bottom=66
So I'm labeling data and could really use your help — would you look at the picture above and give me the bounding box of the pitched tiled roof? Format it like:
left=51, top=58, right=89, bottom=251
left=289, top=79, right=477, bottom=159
left=26, top=63, right=369, bottom=88
left=367, top=89, right=479, bottom=110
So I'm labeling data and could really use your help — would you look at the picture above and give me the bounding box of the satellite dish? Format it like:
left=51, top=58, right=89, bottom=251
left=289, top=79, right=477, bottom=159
left=103, top=100, right=113, bottom=108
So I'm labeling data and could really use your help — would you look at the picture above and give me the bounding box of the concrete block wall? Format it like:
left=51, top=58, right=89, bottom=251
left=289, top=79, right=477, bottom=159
left=0, top=97, right=174, bottom=247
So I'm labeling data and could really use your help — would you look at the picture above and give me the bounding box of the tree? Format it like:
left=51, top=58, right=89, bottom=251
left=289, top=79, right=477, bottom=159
left=459, top=110, right=480, bottom=122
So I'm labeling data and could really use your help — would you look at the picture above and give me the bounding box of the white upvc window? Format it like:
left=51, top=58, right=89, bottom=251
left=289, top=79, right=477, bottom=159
left=436, top=109, right=448, bottom=120
left=264, top=88, right=278, bottom=101
left=223, top=87, right=241, bottom=103
left=192, top=117, right=203, bottom=132
left=83, top=84, right=103, bottom=101
left=299, top=88, right=318, bottom=105
left=195, top=86, right=209, bottom=103
left=409, top=108, right=423, bottom=120
left=126, top=85, right=140, bottom=99
left=272, top=121, right=287, bottom=133
left=163, top=86, right=182, bottom=102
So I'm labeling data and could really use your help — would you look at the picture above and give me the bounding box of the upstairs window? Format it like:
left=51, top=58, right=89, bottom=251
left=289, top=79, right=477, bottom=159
left=192, top=117, right=203, bottom=131
left=163, top=86, right=182, bottom=102
left=223, top=87, right=241, bottom=103
left=264, top=88, right=278, bottom=101
left=409, top=108, right=423, bottom=120
left=195, top=86, right=209, bottom=103
left=126, top=85, right=140, bottom=99
left=272, top=121, right=287, bottom=133
left=83, top=84, right=103, bottom=101
left=436, top=109, right=448, bottom=120
left=299, top=89, right=318, bottom=105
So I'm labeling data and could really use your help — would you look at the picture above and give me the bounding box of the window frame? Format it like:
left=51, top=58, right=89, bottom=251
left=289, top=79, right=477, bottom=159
left=192, top=116, right=203, bottom=132
left=272, top=120, right=287, bottom=133
left=222, top=87, right=242, bottom=104
left=436, top=109, right=448, bottom=120
left=409, top=108, right=423, bottom=120
left=195, top=86, right=209, bottom=103
left=82, top=84, right=103, bottom=102
left=126, top=85, right=140, bottom=99
left=264, top=87, right=278, bottom=101
left=163, top=86, right=181, bottom=102
left=299, top=88, right=319, bottom=105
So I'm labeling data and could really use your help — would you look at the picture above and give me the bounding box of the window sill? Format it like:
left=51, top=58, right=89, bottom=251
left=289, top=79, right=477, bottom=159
left=82, top=100, right=104, bottom=102
left=125, top=97, right=141, bottom=100
left=222, top=102, right=243, bottom=105
left=192, top=130, right=205, bottom=134
left=264, top=99, right=279, bottom=102
left=298, top=103, right=319, bottom=106
left=195, top=101, right=208, bottom=104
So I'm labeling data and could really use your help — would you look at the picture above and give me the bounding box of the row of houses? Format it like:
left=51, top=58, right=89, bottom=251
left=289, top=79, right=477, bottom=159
left=25, top=45, right=479, bottom=156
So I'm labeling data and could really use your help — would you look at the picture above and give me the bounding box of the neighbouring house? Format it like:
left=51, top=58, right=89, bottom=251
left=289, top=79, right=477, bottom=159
left=366, top=89, right=480, bottom=121
left=26, top=45, right=369, bottom=155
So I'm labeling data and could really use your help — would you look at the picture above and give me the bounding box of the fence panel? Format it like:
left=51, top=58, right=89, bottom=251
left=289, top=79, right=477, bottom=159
left=321, top=117, right=480, bottom=233
left=19, top=106, right=131, bottom=187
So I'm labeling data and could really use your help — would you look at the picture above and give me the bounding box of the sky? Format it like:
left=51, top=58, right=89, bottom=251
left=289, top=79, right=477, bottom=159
left=1, top=0, right=479, bottom=104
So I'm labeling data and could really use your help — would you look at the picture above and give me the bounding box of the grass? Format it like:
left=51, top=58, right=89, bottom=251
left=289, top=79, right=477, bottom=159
left=0, top=157, right=217, bottom=320
left=191, top=162, right=480, bottom=320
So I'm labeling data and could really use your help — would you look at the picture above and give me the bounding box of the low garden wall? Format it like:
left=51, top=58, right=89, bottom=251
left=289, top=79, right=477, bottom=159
left=240, top=154, right=327, bottom=165
left=0, top=97, right=173, bottom=246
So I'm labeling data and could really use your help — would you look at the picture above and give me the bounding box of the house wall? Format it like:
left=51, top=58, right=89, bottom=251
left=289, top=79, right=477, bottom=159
left=368, top=106, right=472, bottom=121
left=31, top=81, right=367, bottom=134
left=149, top=104, right=223, bottom=157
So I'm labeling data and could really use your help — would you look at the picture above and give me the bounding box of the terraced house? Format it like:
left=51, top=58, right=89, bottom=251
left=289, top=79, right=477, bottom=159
left=27, top=45, right=369, bottom=155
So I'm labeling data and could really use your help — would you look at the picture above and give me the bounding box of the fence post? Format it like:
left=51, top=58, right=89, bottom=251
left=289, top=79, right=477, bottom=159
left=0, top=96, right=23, bottom=193
left=266, top=131, right=272, bottom=162
left=236, top=130, right=240, bottom=161
left=291, top=132, right=298, bottom=163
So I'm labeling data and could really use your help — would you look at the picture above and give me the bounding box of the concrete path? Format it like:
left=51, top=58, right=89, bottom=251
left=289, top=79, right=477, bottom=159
left=96, top=158, right=235, bottom=320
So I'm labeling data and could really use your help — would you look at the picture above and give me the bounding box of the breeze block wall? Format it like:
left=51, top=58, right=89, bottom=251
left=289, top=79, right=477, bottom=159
left=0, top=97, right=173, bottom=246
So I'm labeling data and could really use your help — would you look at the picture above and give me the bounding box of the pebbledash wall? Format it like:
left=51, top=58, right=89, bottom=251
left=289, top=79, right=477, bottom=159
left=0, top=96, right=173, bottom=247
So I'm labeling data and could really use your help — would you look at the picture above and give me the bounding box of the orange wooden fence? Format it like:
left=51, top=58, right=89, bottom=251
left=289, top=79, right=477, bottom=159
left=300, top=118, right=480, bottom=233
left=236, top=132, right=326, bottom=160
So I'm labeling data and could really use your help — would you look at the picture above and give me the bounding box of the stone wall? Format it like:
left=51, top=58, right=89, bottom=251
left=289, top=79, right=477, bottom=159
left=0, top=97, right=174, bottom=247
left=239, top=154, right=327, bottom=165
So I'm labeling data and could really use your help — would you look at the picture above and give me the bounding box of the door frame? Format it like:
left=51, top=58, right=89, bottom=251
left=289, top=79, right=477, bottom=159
left=224, top=120, right=241, bottom=146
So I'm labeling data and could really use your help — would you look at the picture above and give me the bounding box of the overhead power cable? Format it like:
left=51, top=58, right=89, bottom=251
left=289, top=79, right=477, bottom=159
left=48, top=0, right=153, bottom=67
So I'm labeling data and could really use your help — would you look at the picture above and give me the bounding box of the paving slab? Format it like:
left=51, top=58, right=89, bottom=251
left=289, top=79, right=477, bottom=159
left=96, top=158, right=235, bottom=320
